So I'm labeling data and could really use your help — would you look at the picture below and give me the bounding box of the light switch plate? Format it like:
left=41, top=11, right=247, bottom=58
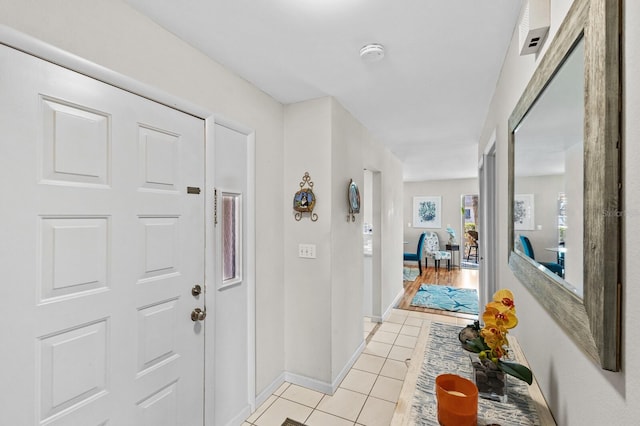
left=298, top=243, right=316, bottom=259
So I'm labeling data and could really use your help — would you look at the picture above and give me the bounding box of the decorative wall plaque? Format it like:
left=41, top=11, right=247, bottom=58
left=347, top=179, right=360, bottom=222
left=293, top=172, right=318, bottom=221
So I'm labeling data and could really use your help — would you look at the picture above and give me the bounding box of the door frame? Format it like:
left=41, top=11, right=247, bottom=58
left=0, top=26, right=257, bottom=423
left=205, top=117, right=257, bottom=423
left=365, top=169, right=383, bottom=323
left=478, top=131, right=498, bottom=310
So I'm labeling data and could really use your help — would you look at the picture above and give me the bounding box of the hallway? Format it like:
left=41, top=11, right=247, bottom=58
left=241, top=265, right=480, bottom=425
left=243, top=309, right=475, bottom=426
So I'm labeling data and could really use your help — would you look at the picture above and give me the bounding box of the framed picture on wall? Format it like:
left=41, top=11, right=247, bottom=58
left=413, top=196, right=442, bottom=228
left=514, top=194, right=535, bottom=230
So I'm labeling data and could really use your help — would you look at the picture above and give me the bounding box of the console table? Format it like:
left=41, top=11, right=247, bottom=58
left=392, top=321, right=555, bottom=425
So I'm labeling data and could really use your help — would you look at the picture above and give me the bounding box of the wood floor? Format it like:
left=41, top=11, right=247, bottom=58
left=397, top=264, right=479, bottom=320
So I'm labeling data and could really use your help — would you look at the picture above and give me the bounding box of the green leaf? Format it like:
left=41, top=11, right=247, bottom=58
left=464, top=337, right=489, bottom=353
left=499, top=360, right=533, bottom=385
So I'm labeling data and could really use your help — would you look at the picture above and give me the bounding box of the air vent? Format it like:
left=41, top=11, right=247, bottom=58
left=519, top=0, right=550, bottom=55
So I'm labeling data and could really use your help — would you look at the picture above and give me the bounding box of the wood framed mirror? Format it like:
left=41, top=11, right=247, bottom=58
left=508, top=0, right=621, bottom=371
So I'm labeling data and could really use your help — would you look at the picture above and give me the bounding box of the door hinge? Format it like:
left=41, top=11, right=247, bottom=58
left=214, top=188, right=218, bottom=226
left=187, top=186, right=201, bottom=194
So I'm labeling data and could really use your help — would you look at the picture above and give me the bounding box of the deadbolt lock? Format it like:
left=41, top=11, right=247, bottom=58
left=191, top=308, right=206, bottom=322
left=192, top=284, right=202, bottom=297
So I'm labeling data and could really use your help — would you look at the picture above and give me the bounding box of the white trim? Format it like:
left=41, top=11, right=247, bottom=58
left=246, top=129, right=257, bottom=412
left=0, top=25, right=211, bottom=119
left=479, top=132, right=498, bottom=311
left=284, top=372, right=333, bottom=396
left=371, top=315, right=384, bottom=323
left=284, top=340, right=366, bottom=395
left=215, top=115, right=255, bottom=138
left=330, top=340, right=366, bottom=393
left=220, top=406, right=252, bottom=426
left=217, top=190, right=244, bottom=290
left=204, top=120, right=216, bottom=425
left=484, top=127, right=497, bottom=156
left=207, top=120, right=257, bottom=419
left=255, top=372, right=286, bottom=409
left=372, top=288, right=405, bottom=323
left=371, top=170, right=383, bottom=322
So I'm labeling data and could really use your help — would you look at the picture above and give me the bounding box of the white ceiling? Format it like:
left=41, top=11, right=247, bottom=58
left=125, top=0, right=525, bottom=181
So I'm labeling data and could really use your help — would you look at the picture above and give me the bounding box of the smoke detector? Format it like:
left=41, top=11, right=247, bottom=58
left=360, top=44, right=385, bottom=62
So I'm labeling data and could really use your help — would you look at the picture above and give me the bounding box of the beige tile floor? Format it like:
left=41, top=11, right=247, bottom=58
left=243, top=309, right=474, bottom=426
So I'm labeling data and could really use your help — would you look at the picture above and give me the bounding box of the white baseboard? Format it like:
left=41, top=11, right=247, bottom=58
left=262, top=339, right=367, bottom=397
left=382, top=288, right=405, bottom=321
left=255, top=372, right=285, bottom=409
left=284, top=371, right=333, bottom=395
left=329, top=339, right=366, bottom=393
left=372, top=288, right=405, bottom=323
left=286, top=339, right=366, bottom=395
left=221, top=405, right=252, bottom=426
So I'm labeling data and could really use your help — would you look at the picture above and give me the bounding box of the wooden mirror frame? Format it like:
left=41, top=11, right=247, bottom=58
left=508, top=0, right=621, bottom=371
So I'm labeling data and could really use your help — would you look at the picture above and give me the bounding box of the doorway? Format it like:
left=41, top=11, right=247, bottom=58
left=479, top=140, right=498, bottom=310
left=461, top=194, right=480, bottom=268
left=362, top=169, right=383, bottom=324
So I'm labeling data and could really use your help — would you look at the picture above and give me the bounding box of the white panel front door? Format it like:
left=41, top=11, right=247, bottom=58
left=0, top=45, right=205, bottom=425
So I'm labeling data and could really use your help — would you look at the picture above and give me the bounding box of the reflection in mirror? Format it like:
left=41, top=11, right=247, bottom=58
left=508, top=0, right=620, bottom=371
left=513, top=38, right=584, bottom=298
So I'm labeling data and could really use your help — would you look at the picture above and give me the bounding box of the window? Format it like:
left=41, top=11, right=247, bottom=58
left=221, top=192, right=242, bottom=286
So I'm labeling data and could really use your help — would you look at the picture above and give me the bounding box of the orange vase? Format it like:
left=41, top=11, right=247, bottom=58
left=435, top=374, right=478, bottom=426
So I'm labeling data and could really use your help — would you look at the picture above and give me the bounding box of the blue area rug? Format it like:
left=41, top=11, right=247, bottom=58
left=410, top=284, right=478, bottom=314
left=403, top=266, right=420, bottom=281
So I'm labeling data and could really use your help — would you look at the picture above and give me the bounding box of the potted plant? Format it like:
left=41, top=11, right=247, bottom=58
left=462, top=289, right=532, bottom=402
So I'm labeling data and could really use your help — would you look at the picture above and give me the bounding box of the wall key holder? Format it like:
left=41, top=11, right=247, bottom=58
left=293, top=172, right=318, bottom=221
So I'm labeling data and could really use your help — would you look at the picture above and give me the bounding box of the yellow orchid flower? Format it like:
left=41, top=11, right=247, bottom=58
left=465, top=289, right=533, bottom=385
left=489, top=289, right=516, bottom=313
left=480, top=326, right=507, bottom=351
left=483, top=306, right=518, bottom=330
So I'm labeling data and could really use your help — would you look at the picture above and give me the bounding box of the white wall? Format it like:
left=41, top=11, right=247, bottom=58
left=404, top=178, right=479, bottom=262
left=478, top=0, right=640, bottom=423
left=283, top=97, right=404, bottom=391
left=0, top=0, right=287, bottom=398
left=330, top=99, right=366, bottom=381
left=283, top=98, right=333, bottom=384
left=362, top=129, right=404, bottom=320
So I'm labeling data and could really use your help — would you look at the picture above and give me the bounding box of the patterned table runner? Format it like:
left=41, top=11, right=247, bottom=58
left=409, top=322, right=548, bottom=425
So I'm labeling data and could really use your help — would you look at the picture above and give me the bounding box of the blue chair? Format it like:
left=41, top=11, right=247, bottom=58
left=404, top=232, right=426, bottom=275
left=557, top=241, right=565, bottom=267
left=519, top=235, right=563, bottom=277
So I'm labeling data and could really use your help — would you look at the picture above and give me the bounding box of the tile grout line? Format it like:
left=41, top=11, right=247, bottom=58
left=247, top=311, right=432, bottom=426
left=355, top=315, right=408, bottom=425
